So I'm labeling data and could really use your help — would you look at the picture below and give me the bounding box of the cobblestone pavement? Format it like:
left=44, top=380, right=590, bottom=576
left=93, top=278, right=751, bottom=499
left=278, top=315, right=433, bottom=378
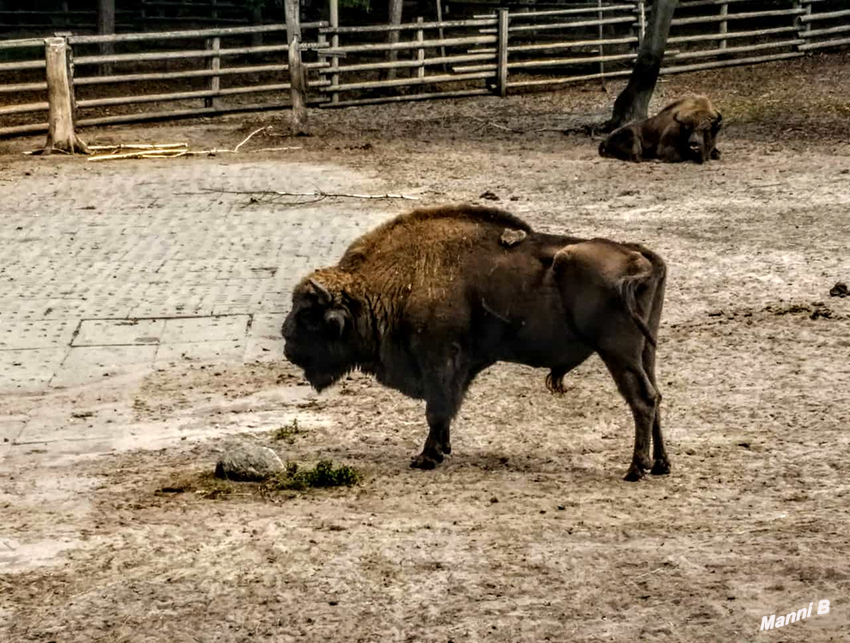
left=0, top=156, right=401, bottom=461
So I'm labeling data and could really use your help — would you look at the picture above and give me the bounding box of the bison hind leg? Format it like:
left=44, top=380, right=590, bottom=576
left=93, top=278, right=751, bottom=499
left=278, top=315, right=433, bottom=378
left=598, top=353, right=658, bottom=481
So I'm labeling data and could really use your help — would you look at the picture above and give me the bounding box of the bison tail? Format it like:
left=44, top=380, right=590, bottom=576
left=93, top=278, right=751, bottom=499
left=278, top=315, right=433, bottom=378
left=620, top=274, right=658, bottom=348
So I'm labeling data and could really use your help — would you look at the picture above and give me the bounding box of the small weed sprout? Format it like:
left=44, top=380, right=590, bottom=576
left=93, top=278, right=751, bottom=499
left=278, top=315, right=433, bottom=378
left=273, top=419, right=304, bottom=444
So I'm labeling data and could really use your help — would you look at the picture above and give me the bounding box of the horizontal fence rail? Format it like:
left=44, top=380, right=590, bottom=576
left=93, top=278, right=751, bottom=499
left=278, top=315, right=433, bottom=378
left=0, top=38, right=49, bottom=135
left=1, top=0, right=849, bottom=138
left=0, top=21, right=328, bottom=137
left=316, top=16, right=500, bottom=107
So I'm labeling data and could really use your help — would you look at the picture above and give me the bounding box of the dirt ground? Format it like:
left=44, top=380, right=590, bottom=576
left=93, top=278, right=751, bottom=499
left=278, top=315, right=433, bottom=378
left=2, top=52, right=850, bottom=642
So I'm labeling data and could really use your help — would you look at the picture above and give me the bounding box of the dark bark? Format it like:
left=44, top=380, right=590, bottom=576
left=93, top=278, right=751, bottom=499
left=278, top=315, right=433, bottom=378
left=603, top=0, right=679, bottom=132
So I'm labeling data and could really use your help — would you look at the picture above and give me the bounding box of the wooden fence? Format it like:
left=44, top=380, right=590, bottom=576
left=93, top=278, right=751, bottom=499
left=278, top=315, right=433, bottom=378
left=0, top=0, right=266, bottom=33
left=1, top=0, right=849, bottom=139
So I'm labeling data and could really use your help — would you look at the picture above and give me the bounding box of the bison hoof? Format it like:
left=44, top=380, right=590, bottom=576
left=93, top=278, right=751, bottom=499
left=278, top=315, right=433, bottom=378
left=411, top=451, right=444, bottom=470
left=623, top=465, right=645, bottom=482
left=442, top=442, right=452, bottom=455
left=650, top=459, right=671, bottom=476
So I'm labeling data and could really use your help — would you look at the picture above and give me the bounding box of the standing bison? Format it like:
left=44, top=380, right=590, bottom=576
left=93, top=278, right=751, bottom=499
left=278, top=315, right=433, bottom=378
left=282, top=205, right=669, bottom=481
left=599, top=94, right=722, bottom=163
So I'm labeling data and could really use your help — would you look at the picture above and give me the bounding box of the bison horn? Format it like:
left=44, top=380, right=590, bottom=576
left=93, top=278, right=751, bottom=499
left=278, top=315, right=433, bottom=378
left=325, top=309, right=346, bottom=338
left=308, top=278, right=332, bottom=304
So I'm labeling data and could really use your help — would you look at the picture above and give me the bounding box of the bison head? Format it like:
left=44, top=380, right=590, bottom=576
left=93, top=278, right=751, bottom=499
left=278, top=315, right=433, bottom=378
left=675, top=108, right=722, bottom=164
left=282, top=274, right=360, bottom=392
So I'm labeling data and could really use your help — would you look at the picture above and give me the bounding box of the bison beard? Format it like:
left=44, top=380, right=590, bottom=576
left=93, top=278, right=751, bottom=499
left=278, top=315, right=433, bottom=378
left=599, top=94, right=722, bottom=164
left=282, top=205, right=669, bottom=481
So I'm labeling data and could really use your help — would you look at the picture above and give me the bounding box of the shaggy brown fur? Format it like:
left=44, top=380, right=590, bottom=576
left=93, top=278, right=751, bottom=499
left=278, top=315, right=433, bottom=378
left=599, top=94, right=722, bottom=163
left=282, top=205, right=668, bottom=481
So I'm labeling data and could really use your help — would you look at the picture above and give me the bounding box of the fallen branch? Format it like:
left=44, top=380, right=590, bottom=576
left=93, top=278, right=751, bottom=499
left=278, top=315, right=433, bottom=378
left=233, top=126, right=271, bottom=153
left=252, top=147, right=304, bottom=153
left=470, top=116, right=516, bottom=132
left=468, top=116, right=568, bottom=135
left=83, top=126, right=299, bottom=162
left=88, top=149, right=188, bottom=162
left=191, top=188, right=420, bottom=201
left=88, top=143, right=188, bottom=152
left=23, top=147, right=71, bottom=156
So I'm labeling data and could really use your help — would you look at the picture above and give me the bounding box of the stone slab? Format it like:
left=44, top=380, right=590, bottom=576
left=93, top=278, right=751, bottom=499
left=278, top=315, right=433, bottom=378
left=155, top=339, right=245, bottom=364
left=0, top=320, right=77, bottom=350
left=0, top=348, right=68, bottom=394
left=160, top=315, right=250, bottom=344
left=73, top=318, right=166, bottom=347
left=245, top=313, right=286, bottom=361
left=50, top=345, right=157, bottom=388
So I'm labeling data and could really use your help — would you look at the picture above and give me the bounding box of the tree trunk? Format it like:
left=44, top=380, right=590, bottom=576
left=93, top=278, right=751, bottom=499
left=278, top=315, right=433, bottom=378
left=386, top=0, right=403, bottom=80
left=43, top=38, right=89, bottom=155
left=603, top=0, right=679, bottom=131
left=284, top=0, right=308, bottom=135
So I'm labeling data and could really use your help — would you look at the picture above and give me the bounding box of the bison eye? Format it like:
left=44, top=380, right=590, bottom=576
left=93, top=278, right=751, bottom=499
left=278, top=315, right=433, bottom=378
left=298, top=307, right=325, bottom=331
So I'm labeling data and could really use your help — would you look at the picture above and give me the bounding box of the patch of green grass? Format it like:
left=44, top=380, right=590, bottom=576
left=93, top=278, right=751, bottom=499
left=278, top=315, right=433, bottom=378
left=155, top=460, right=361, bottom=503
left=272, top=419, right=305, bottom=444
left=264, top=460, right=362, bottom=492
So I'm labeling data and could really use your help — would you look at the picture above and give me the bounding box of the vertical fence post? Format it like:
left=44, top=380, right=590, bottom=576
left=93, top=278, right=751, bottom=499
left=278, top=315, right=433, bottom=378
left=597, top=0, right=605, bottom=89
left=43, top=37, right=88, bottom=154
left=387, top=0, right=403, bottom=80
left=435, top=0, right=447, bottom=71
left=637, top=0, right=646, bottom=43
left=795, top=0, right=812, bottom=51
left=329, top=0, right=339, bottom=105
left=251, top=3, right=263, bottom=47
left=285, top=0, right=307, bottom=134
left=318, top=31, right=328, bottom=86
left=205, top=36, right=220, bottom=109
left=416, top=16, right=425, bottom=80
left=631, top=0, right=646, bottom=66
left=496, top=8, right=509, bottom=97
left=630, top=0, right=642, bottom=64
left=719, top=3, right=728, bottom=50
left=97, top=0, right=115, bottom=76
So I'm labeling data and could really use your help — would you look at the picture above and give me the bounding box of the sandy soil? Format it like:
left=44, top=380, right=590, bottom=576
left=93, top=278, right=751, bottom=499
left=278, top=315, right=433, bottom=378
left=2, top=52, right=850, bottom=642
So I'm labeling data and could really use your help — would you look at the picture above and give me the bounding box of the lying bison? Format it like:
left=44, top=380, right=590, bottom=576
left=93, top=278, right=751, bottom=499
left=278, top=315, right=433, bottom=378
left=599, top=94, right=722, bottom=163
left=282, top=205, right=669, bottom=481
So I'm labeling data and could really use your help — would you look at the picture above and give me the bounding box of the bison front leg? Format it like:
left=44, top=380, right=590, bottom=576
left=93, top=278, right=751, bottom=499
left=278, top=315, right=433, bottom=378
left=410, top=353, right=467, bottom=470
left=411, top=401, right=453, bottom=470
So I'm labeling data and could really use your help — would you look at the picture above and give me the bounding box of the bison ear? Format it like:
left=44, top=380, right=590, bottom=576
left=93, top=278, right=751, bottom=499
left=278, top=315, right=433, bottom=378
left=324, top=309, right=348, bottom=338
left=307, top=278, right=333, bottom=305
left=712, top=112, right=723, bottom=131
